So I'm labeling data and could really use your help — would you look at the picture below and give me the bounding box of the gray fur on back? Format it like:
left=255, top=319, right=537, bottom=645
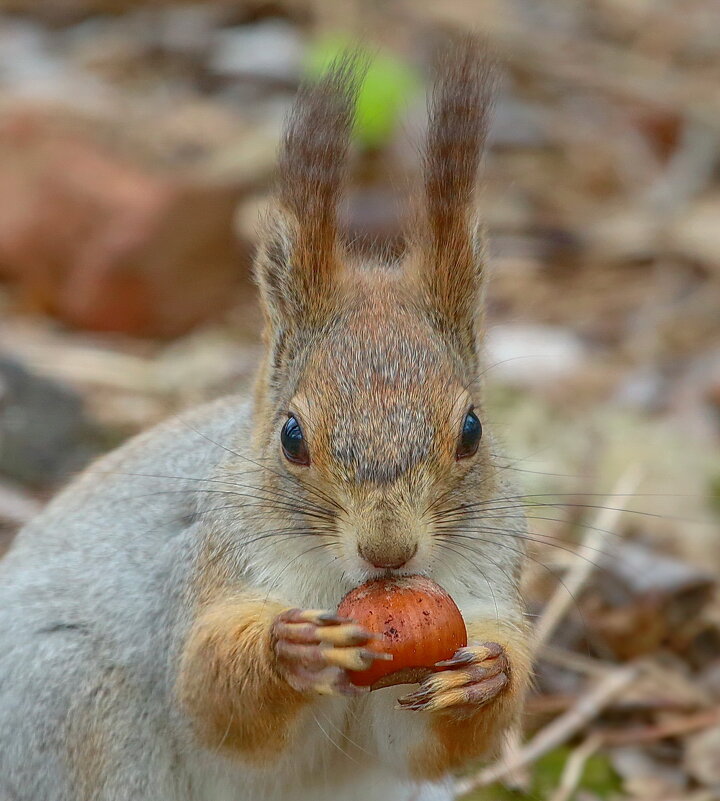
left=0, top=397, right=248, bottom=800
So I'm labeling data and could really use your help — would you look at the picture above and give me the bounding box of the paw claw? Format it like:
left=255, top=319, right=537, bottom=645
left=325, top=647, right=371, bottom=672
left=397, top=689, right=431, bottom=706
left=398, top=642, right=510, bottom=714
left=435, top=642, right=503, bottom=669
left=371, top=650, right=394, bottom=661
left=316, top=611, right=353, bottom=625
left=318, top=624, right=380, bottom=647
left=273, top=608, right=389, bottom=697
left=435, top=651, right=476, bottom=668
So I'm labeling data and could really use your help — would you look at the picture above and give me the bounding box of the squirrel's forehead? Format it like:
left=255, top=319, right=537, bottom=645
left=300, top=310, right=468, bottom=418
left=292, top=300, right=472, bottom=485
left=328, top=401, right=435, bottom=484
left=296, top=329, right=469, bottom=484
left=312, top=309, right=455, bottom=384
left=304, top=339, right=461, bottom=417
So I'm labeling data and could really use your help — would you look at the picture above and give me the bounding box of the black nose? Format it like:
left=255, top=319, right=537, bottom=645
left=359, top=543, right=417, bottom=570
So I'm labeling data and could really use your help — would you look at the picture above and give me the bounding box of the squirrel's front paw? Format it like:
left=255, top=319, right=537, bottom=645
left=396, top=642, right=508, bottom=714
left=272, top=608, right=392, bottom=697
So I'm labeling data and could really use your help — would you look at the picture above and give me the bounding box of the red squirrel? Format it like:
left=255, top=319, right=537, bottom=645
left=0, top=39, right=530, bottom=801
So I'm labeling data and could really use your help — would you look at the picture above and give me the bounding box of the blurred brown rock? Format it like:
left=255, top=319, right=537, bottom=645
left=0, top=106, right=247, bottom=337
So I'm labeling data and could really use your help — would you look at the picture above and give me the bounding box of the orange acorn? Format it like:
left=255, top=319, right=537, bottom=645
left=337, top=575, right=467, bottom=689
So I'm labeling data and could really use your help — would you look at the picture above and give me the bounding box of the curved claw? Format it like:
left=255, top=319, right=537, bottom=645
left=435, top=642, right=503, bottom=668
left=272, top=607, right=391, bottom=698
left=279, top=608, right=354, bottom=626
left=397, top=642, right=509, bottom=713
left=397, top=672, right=508, bottom=712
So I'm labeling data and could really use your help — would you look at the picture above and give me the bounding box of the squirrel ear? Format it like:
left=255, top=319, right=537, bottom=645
left=254, top=55, right=363, bottom=335
left=409, top=38, right=496, bottom=357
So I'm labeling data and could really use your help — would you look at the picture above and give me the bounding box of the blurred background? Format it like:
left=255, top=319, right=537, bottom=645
left=0, top=1, right=719, bottom=799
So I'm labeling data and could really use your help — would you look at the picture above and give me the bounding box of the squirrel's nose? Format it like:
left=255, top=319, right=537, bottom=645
left=358, top=543, right=417, bottom=570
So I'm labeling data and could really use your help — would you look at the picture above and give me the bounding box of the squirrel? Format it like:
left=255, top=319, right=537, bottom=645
left=0, top=39, right=531, bottom=801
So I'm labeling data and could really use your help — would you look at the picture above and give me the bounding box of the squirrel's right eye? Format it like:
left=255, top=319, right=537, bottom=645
left=281, top=416, right=310, bottom=466
left=456, top=409, right=482, bottom=460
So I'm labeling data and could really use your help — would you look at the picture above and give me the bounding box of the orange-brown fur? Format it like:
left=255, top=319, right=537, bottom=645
left=410, top=621, right=532, bottom=779
left=177, top=599, right=308, bottom=762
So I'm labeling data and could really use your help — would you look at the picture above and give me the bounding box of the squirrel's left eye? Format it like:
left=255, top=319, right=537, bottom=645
left=281, top=415, right=310, bottom=466
left=456, top=410, right=482, bottom=460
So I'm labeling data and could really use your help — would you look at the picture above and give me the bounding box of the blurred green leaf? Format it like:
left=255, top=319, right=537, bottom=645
left=459, top=746, right=622, bottom=801
left=304, top=35, right=421, bottom=150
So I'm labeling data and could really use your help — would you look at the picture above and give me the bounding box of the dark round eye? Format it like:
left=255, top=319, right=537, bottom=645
left=456, top=410, right=482, bottom=460
left=281, top=415, right=310, bottom=466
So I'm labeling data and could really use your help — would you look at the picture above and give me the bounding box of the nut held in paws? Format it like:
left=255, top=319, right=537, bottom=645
left=337, top=576, right=467, bottom=688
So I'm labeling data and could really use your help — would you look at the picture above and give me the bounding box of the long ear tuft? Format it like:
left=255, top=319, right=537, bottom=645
left=255, top=55, right=364, bottom=332
left=414, top=37, right=496, bottom=356
left=279, top=55, right=362, bottom=271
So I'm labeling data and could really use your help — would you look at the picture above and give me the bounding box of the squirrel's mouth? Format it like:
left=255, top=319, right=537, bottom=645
left=367, top=564, right=420, bottom=579
left=355, top=556, right=423, bottom=584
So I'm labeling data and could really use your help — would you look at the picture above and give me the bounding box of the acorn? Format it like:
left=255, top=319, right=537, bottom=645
left=337, top=575, right=467, bottom=689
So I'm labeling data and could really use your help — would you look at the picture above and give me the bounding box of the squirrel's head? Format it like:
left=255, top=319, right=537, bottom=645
left=251, top=41, right=500, bottom=586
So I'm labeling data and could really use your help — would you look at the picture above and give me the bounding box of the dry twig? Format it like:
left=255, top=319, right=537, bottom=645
left=531, top=465, right=643, bottom=652
left=478, top=467, right=642, bottom=795
left=600, top=705, right=720, bottom=747
left=455, top=662, right=640, bottom=794
left=548, top=733, right=604, bottom=801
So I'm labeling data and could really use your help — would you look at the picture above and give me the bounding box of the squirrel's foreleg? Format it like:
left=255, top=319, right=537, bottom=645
left=403, top=619, right=532, bottom=779
left=177, top=598, right=382, bottom=761
left=177, top=598, right=307, bottom=761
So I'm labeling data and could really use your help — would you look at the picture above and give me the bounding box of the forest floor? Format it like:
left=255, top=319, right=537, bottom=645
left=1, top=2, right=719, bottom=799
